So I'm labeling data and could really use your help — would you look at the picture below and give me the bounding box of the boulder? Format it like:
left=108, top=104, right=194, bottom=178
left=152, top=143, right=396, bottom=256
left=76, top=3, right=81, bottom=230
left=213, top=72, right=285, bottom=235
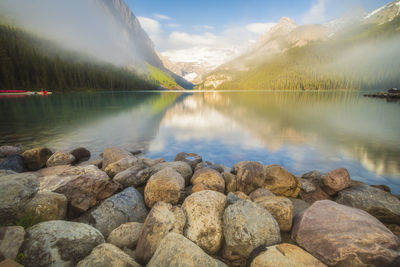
left=372, top=184, right=392, bottom=193
left=77, top=159, right=102, bottom=168
left=22, top=191, right=67, bottom=221
left=174, top=152, right=202, bottom=170
left=46, top=152, right=75, bottom=167
left=70, top=147, right=91, bottom=163
left=39, top=165, right=121, bottom=217
left=289, top=198, right=311, bottom=219
left=292, top=200, right=400, bottom=266
left=250, top=243, right=326, bottom=267
left=147, top=233, right=226, bottom=267
left=195, top=161, right=226, bottom=173
left=182, top=190, right=227, bottom=254
left=76, top=187, right=147, bottom=237
left=222, top=172, right=237, bottom=193
left=144, top=168, right=185, bottom=208
left=233, top=161, right=266, bottom=195
left=141, top=157, right=165, bottom=167
left=223, top=200, right=281, bottom=257
left=264, top=165, right=301, bottom=198
left=0, top=169, right=16, bottom=177
left=20, top=220, right=104, bottom=267
left=150, top=161, right=193, bottom=186
left=191, top=168, right=225, bottom=194
left=321, top=168, right=351, bottom=195
left=107, top=222, right=143, bottom=249
left=249, top=188, right=275, bottom=201
left=21, top=147, right=53, bottom=171
left=336, top=185, right=400, bottom=224
left=102, top=147, right=132, bottom=171
left=113, top=161, right=147, bottom=188
left=77, top=243, right=140, bottom=267
left=104, top=156, right=139, bottom=178
left=0, top=155, right=26, bottom=173
left=0, top=226, right=25, bottom=260
left=254, top=196, right=293, bottom=231
left=0, top=145, right=22, bottom=158
left=36, top=165, right=70, bottom=177
left=136, top=202, right=185, bottom=264
left=227, top=192, right=250, bottom=205
left=0, top=173, right=39, bottom=224
left=298, top=171, right=331, bottom=204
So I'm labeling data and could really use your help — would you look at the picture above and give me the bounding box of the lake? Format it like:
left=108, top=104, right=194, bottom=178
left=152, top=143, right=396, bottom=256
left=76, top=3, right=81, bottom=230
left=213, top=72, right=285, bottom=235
left=1, top=91, right=399, bottom=193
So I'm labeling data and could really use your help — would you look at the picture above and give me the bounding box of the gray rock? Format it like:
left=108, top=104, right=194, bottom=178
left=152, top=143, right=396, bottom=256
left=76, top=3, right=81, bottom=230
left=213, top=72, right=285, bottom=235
left=249, top=188, right=275, bottom=201
left=0, top=145, right=22, bottom=158
left=223, top=200, right=281, bottom=257
left=0, top=155, right=26, bottom=173
left=20, top=220, right=104, bottom=267
left=227, top=192, right=243, bottom=205
left=46, top=152, right=75, bottom=167
left=77, top=243, right=140, bottom=267
left=107, top=222, right=143, bottom=249
left=77, top=187, right=148, bottom=237
left=70, top=147, right=91, bottom=163
left=113, top=161, right=147, bottom=188
left=289, top=198, right=311, bottom=219
left=0, top=173, right=39, bottom=225
left=336, top=185, right=400, bottom=224
left=104, top=156, right=140, bottom=178
left=0, top=169, right=16, bottom=177
left=147, top=233, right=226, bottom=267
left=0, top=226, right=25, bottom=260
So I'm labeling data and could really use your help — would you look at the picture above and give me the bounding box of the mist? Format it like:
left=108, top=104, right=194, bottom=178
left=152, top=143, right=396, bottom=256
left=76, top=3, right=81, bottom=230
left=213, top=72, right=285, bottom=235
left=0, top=0, right=142, bottom=66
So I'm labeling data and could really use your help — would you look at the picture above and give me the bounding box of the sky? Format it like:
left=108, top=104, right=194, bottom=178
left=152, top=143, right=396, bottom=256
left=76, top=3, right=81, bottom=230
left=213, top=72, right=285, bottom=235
left=126, top=0, right=390, bottom=68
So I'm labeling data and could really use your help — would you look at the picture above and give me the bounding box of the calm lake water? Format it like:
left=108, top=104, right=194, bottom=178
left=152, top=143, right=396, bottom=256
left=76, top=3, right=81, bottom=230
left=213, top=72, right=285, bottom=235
left=1, top=91, right=399, bottom=193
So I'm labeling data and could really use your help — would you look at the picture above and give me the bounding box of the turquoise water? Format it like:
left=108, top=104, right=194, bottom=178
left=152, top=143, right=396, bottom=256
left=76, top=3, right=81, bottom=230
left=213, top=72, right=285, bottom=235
left=1, top=91, right=399, bottom=193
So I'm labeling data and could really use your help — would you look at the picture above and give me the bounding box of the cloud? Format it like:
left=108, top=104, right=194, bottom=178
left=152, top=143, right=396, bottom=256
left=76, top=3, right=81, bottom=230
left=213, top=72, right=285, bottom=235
left=154, top=13, right=171, bottom=20
left=193, top=25, right=215, bottom=31
left=137, top=16, right=162, bottom=43
left=302, top=0, right=328, bottom=24
left=246, top=22, right=276, bottom=34
left=166, top=23, right=181, bottom=28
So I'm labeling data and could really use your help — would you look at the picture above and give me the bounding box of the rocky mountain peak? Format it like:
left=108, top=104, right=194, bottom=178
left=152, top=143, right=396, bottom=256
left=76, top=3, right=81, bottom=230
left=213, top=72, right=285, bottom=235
left=362, top=0, right=400, bottom=25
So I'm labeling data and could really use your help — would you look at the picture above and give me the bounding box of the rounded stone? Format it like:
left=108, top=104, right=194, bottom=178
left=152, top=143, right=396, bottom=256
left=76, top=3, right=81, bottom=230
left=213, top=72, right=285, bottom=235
left=191, top=168, right=225, bottom=194
left=46, top=152, right=75, bottom=167
left=264, top=165, right=301, bottom=198
left=107, top=222, right=143, bottom=249
left=22, top=147, right=53, bottom=171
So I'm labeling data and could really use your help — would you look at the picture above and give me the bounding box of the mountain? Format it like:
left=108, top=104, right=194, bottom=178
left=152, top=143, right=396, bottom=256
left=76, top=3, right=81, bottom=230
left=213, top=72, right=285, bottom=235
left=200, top=0, right=400, bottom=90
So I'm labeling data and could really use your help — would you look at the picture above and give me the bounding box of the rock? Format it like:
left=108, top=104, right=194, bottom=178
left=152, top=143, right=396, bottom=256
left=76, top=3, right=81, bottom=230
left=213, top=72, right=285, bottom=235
left=222, top=172, right=237, bottom=193
left=250, top=243, right=326, bottom=267
left=289, top=198, right=311, bottom=219
left=21, top=147, right=53, bottom=171
left=298, top=171, right=331, bottom=204
left=107, top=222, right=143, bottom=249
left=142, top=157, right=165, bottom=167
left=70, top=147, right=91, bottom=163
left=0, top=259, right=23, bottom=267
left=147, top=233, right=226, bottom=267
left=77, top=243, right=140, bottom=267
left=372, top=184, right=392, bottom=193
left=292, top=200, right=400, bottom=266
left=46, top=152, right=75, bottom=167
left=150, top=161, right=193, bottom=186
left=144, top=168, right=185, bottom=208
left=0, top=226, right=25, bottom=260
left=20, top=220, right=104, bottom=267
left=39, top=165, right=121, bottom=217
left=136, top=202, right=185, bottom=264
left=77, top=159, right=102, bottom=168
left=320, top=168, right=351, bottom=196
left=386, top=224, right=400, bottom=238
left=249, top=188, right=275, bottom=201
left=36, top=165, right=70, bottom=177
left=227, top=192, right=250, bottom=205
left=0, top=145, right=22, bottom=158
left=104, top=156, right=139, bottom=178
left=254, top=196, right=293, bottom=231
left=220, top=245, right=247, bottom=267
left=174, top=152, right=202, bottom=170
left=102, top=147, right=132, bottom=171
left=194, top=161, right=225, bottom=173
left=22, top=191, right=67, bottom=221
left=0, top=169, right=16, bottom=177
left=0, top=155, right=26, bottom=173
left=223, top=200, right=281, bottom=257
left=182, top=190, right=227, bottom=254
left=191, top=168, right=225, bottom=194
left=0, top=173, right=39, bottom=225
left=113, top=161, right=147, bottom=188
left=336, top=185, right=400, bottom=224
left=264, top=165, right=301, bottom=198
left=233, top=161, right=266, bottom=195
left=76, top=187, right=147, bottom=237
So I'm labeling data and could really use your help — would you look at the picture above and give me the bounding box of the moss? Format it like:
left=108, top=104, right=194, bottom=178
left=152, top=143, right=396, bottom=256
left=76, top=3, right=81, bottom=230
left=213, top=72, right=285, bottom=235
left=15, top=214, right=43, bottom=230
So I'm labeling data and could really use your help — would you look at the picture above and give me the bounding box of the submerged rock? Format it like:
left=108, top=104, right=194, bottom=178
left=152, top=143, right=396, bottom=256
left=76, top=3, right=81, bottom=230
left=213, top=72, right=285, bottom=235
left=182, top=190, right=227, bottom=254
left=292, top=200, right=400, bottom=266
left=21, top=220, right=104, bottom=267
left=46, top=151, right=75, bottom=167
left=0, top=155, right=26, bottom=173
left=191, top=168, right=225, bottom=194
left=22, top=147, right=53, bottom=171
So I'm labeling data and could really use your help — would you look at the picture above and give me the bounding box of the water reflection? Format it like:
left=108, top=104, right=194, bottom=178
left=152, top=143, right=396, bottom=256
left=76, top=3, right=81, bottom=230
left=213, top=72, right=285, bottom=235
left=0, top=91, right=399, bottom=192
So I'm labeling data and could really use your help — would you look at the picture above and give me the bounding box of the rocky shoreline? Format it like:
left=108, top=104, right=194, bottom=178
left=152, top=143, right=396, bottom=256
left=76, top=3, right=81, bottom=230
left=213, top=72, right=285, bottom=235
left=0, top=145, right=399, bottom=267
left=364, top=91, right=400, bottom=100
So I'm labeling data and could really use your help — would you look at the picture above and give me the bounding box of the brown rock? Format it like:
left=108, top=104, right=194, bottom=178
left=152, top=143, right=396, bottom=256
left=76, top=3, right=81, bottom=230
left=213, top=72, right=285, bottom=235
left=174, top=152, right=202, bottom=170
left=249, top=188, right=275, bottom=201
left=191, top=168, right=225, bottom=194
left=36, top=165, right=70, bottom=177
left=22, top=191, right=67, bottom=221
left=222, top=172, right=237, bottom=193
left=321, top=168, right=351, bottom=195
left=264, top=165, right=301, bottom=198
left=142, top=158, right=165, bottom=167
left=107, top=222, right=143, bottom=249
left=250, top=243, right=326, bottom=267
left=144, top=168, right=185, bottom=208
left=292, top=200, right=400, bottom=266
left=0, top=259, right=23, bottom=267
left=136, top=202, right=185, bottom=264
left=22, top=147, right=53, bottom=171
left=233, top=161, right=266, bottom=195
left=46, top=152, right=75, bottom=167
left=102, top=147, right=132, bottom=171
left=149, top=161, right=193, bottom=186
left=104, top=156, right=139, bottom=178
left=254, top=196, right=293, bottom=231
left=70, top=147, right=91, bottom=163
left=299, top=186, right=331, bottom=204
